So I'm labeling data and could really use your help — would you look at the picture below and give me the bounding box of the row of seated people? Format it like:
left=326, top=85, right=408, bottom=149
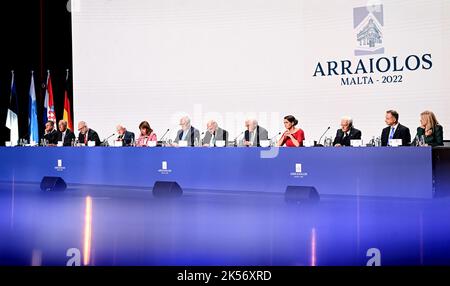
left=43, top=110, right=444, bottom=147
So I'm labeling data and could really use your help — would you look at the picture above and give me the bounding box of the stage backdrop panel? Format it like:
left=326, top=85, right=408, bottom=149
left=72, top=0, right=450, bottom=143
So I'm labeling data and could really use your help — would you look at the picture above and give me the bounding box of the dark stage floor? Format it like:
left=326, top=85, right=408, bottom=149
left=1, top=182, right=450, bottom=266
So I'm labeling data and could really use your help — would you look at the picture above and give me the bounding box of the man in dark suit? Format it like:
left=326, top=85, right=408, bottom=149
left=202, top=120, right=229, bottom=147
left=43, top=121, right=59, bottom=145
left=57, top=119, right=75, bottom=146
left=243, top=119, right=269, bottom=147
left=381, top=110, right=411, bottom=146
left=333, top=116, right=362, bottom=147
left=116, top=124, right=135, bottom=146
left=77, top=121, right=101, bottom=146
left=173, top=116, right=200, bottom=146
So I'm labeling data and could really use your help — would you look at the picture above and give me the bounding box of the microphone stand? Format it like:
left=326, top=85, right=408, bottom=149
left=101, top=133, right=116, bottom=147
left=316, top=126, right=331, bottom=147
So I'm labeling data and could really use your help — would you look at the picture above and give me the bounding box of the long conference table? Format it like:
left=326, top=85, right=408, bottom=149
left=0, top=146, right=445, bottom=199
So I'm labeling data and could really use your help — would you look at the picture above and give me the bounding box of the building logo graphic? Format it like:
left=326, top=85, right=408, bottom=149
left=158, top=161, right=172, bottom=175
left=354, top=4, right=384, bottom=56
left=54, top=159, right=66, bottom=172
left=290, top=163, right=308, bottom=178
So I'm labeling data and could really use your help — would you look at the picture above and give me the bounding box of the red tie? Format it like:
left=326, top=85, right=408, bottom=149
left=84, top=133, right=88, bottom=144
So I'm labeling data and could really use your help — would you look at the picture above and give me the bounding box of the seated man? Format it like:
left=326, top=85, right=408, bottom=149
left=243, top=119, right=268, bottom=147
left=77, top=121, right=101, bottom=146
left=57, top=119, right=75, bottom=146
left=116, top=124, right=135, bottom=146
left=43, top=121, right=59, bottom=145
left=173, top=116, right=200, bottom=147
left=333, top=116, right=362, bottom=147
left=381, top=110, right=411, bottom=146
left=202, top=120, right=229, bottom=147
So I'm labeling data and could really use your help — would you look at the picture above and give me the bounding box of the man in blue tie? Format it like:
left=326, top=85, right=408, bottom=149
left=381, top=110, right=411, bottom=146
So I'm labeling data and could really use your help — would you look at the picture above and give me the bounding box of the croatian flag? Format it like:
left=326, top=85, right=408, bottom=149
left=43, top=70, right=56, bottom=123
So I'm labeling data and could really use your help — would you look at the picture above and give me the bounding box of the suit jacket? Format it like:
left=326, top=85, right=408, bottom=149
left=78, top=128, right=101, bottom=146
left=117, top=131, right=135, bottom=146
left=414, top=125, right=444, bottom=147
left=381, top=123, right=411, bottom=146
left=57, top=129, right=76, bottom=146
left=43, top=129, right=59, bottom=145
left=203, top=127, right=229, bottom=146
left=174, top=126, right=200, bottom=146
left=333, top=127, right=362, bottom=146
left=244, top=126, right=269, bottom=147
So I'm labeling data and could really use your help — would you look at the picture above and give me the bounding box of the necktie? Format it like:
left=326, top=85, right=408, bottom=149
left=211, top=133, right=216, bottom=146
left=84, top=133, right=88, bottom=144
left=389, top=127, right=395, bottom=140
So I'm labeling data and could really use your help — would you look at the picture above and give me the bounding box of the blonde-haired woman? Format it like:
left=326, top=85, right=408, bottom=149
left=414, top=111, right=443, bottom=146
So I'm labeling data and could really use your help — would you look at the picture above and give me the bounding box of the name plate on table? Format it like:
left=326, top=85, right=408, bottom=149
left=178, top=140, right=188, bottom=147
left=303, top=140, right=315, bottom=147
left=113, top=140, right=123, bottom=147
left=147, top=140, right=157, bottom=147
left=388, top=139, right=402, bottom=147
left=57, top=141, right=63, bottom=147
left=350, top=139, right=363, bottom=147
left=215, top=140, right=226, bottom=147
left=259, top=140, right=270, bottom=148
left=87, top=141, right=96, bottom=147
left=5, top=141, right=11, bottom=147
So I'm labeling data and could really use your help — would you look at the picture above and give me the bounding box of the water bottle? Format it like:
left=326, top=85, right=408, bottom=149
left=194, top=137, right=199, bottom=147
left=71, top=138, right=75, bottom=147
left=419, top=135, right=425, bottom=147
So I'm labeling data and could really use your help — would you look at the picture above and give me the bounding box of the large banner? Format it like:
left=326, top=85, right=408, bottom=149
left=72, top=0, right=449, bottom=143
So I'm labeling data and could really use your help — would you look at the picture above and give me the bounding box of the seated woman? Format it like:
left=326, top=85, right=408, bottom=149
left=414, top=111, right=444, bottom=147
left=276, top=115, right=305, bottom=147
left=136, top=121, right=157, bottom=147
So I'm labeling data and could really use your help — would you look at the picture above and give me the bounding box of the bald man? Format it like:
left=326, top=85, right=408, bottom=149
left=77, top=121, right=101, bottom=146
left=202, top=120, right=229, bottom=147
left=173, top=116, right=200, bottom=146
left=243, top=119, right=268, bottom=147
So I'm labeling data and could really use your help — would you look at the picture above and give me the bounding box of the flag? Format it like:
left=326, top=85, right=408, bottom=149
left=5, top=71, right=19, bottom=146
left=43, top=70, right=56, bottom=124
left=28, top=71, right=39, bottom=145
left=63, top=69, right=73, bottom=131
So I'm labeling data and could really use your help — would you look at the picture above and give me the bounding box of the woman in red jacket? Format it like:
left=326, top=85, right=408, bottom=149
left=277, top=115, right=305, bottom=147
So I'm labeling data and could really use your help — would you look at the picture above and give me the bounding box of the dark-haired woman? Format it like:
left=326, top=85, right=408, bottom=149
left=277, top=115, right=305, bottom=147
left=136, top=121, right=157, bottom=147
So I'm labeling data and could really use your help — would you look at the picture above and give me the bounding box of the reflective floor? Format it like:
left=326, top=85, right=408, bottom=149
left=1, top=182, right=450, bottom=266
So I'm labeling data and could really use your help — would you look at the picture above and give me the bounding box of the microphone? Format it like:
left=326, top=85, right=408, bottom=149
left=159, top=129, right=170, bottom=142
left=200, top=132, right=205, bottom=145
left=269, top=132, right=282, bottom=141
left=233, top=131, right=244, bottom=146
left=105, top=133, right=116, bottom=140
left=101, top=133, right=116, bottom=146
left=317, top=126, right=331, bottom=146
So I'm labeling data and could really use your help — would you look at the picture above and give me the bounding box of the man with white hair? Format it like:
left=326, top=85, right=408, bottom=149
left=173, top=116, right=200, bottom=147
left=116, top=124, right=135, bottom=146
left=243, top=119, right=268, bottom=147
left=202, top=120, right=229, bottom=147
left=77, top=121, right=101, bottom=146
left=333, top=116, right=362, bottom=147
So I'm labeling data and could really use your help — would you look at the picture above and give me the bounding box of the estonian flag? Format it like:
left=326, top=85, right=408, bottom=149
left=5, top=71, right=19, bottom=146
